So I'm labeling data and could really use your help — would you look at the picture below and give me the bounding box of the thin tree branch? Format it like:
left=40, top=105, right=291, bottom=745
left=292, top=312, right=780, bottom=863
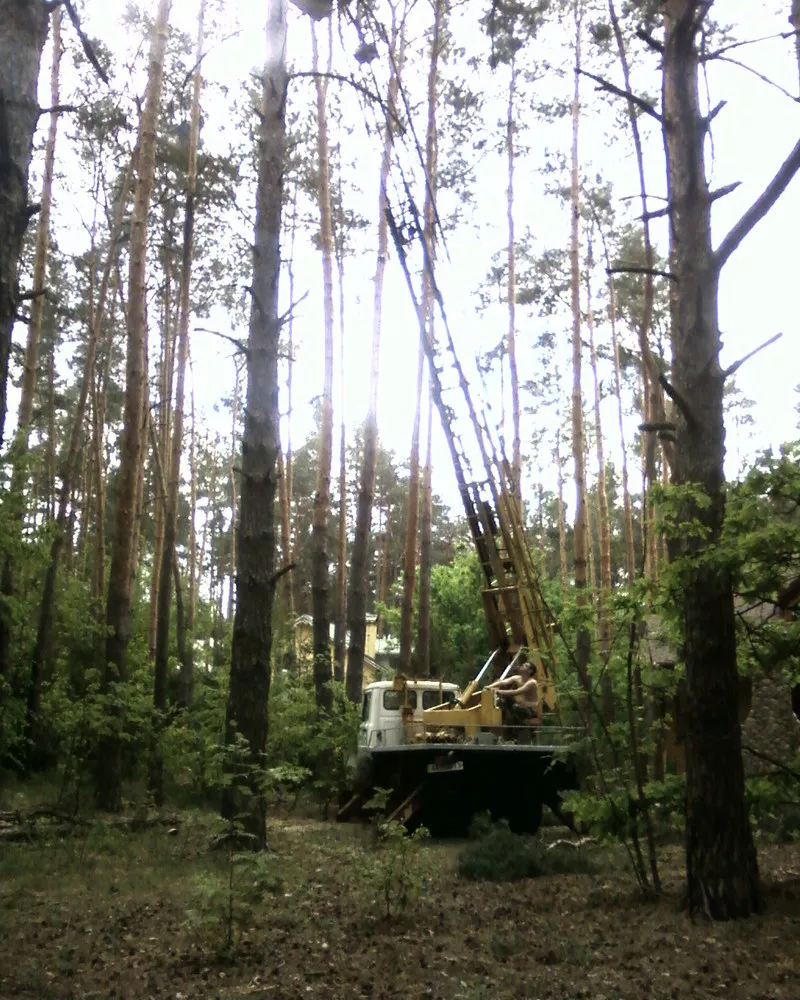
left=635, top=29, right=663, bottom=54
left=607, top=264, right=676, bottom=281
left=715, top=135, right=800, bottom=269
left=578, top=69, right=662, bottom=122
left=269, top=562, right=296, bottom=586
left=716, top=55, right=799, bottom=104
left=194, top=327, right=248, bottom=355
left=278, top=290, right=309, bottom=327
left=37, top=103, right=77, bottom=118
left=47, top=1, right=110, bottom=84
left=741, top=745, right=800, bottom=783
left=723, top=333, right=783, bottom=379
left=703, top=30, right=796, bottom=62
left=289, top=70, right=401, bottom=128
left=658, top=374, right=698, bottom=428
left=709, top=180, right=741, bottom=203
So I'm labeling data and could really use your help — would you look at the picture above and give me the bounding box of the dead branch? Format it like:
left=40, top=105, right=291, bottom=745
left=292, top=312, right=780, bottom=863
left=702, top=30, right=796, bottom=61
left=658, top=374, right=697, bottom=428
left=641, top=205, right=670, bottom=222
left=715, top=135, right=800, bottom=269
left=37, top=103, right=77, bottom=118
left=635, top=29, right=663, bottom=54
left=715, top=55, right=799, bottom=104
left=269, top=562, right=296, bottom=586
left=278, top=290, right=310, bottom=327
left=723, top=332, right=783, bottom=379
left=709, top=180, right=741, bottom=203
left=578, top=69, right=661, bottom=122
left=546, top=836, right=596, bottom=851
left=194, top=327, right=248, bottom=355
left=639, top=421, right=676, bottom=433
left=704, top=99, right=727, bottom=125
left=46, top=1, right=110, bottom=84
left=607, top=264, right=676, bottom=281
left=741, top=745, right=800, bottom=783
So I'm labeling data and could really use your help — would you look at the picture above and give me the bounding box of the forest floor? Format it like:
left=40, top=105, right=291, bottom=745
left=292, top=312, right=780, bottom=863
left=1, top=790, right=799, bottom=1000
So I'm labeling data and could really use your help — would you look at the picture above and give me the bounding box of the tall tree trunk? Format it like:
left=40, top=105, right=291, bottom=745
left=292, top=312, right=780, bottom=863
left=333, top=208, right=347, bottom=682
left=608, top=0, right=671, bottom=585
left=505, top=56, right=521, bottom=495
left=346, top=14, right=405, bottom=703
left=310, top=23, right=335, bottom=713
left=96, top=0, right=172, bottom=812
left=555, top=426, right=569, bottom=597
left=0, top=10, right=60, bottom=685
left=221, top=0, right=287, bottom=850
left=0, top=0, right=49, bottom=450
left=227, top=359, right=239, bottom=622
left=399, top=0, right=441, bottom=674
left=281, top=183, right=297, bottom=619
left=662, top=0, right=760, bottom=918
left=181, top=368, right=197, bottom=706
left=151, top=0, right=205, bottom=805
left=149, top=220, right=173, bottom=661
left=416, top=384, right=433, bottom=678
left=16, top=7, right=61, bottom=448
left=608, top=270, right=636, bottom=581
left=29, top=158, right=134, bottom=757
left=587, top=263, right=613, bottom=721
left=792, top=0, right=800, bottom=87
left=569, top=1, right=590, bottom=692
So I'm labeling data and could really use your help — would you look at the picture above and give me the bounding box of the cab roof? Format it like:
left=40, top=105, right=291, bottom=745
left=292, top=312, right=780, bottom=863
left=364, top=679, right=459, bottom=693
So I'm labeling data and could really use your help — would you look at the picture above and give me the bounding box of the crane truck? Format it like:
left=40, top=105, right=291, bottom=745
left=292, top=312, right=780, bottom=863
left=337, top=188, right=581, bottom=836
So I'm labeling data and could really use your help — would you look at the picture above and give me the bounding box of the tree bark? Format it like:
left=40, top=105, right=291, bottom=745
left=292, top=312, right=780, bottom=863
left=96, top=0, right=172, bottom=812
left=607, top=269, right=636, bottom=581
left=221, top=0, right=287, bottom=850
left=182, top=369, right=196, bottom=705
left=555, top=426, right=569, bottom=597
left=792, top=0, right=800, bottom=88
left=569, top=1, right=591, bottom=692
left=227, top=358, right=239, bottom=622
left=416, top=384, right=433, bottom=678
left=399, top=0, right=441, bottom=675
left=661, top=0, right=759, bottom=918
left=587, top=263, right=613, bottom=721
left=333, top=199, right=347, bottom=682
left=0, top=0, right=49, bottom=450
left=310, top=23, right=335, bottom=713
left=346, top=13, right=405, bottom=703
left=506, top=56, right=521, bottom=496
left=0, top=10, right=60, bottom=685
left=30, top=156, right=134, bottom=758
left=151, top=0, right=205, bottom=805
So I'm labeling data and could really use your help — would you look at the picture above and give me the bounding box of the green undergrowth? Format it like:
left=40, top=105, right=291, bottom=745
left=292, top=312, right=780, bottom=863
left=458, top=814, right=598, bottom=882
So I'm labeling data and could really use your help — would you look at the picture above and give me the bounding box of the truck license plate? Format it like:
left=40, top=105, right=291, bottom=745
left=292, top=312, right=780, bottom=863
left=427, top=759, right=464, bottom=774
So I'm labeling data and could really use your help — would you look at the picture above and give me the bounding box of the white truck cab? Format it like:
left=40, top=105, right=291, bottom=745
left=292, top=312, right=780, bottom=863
left=359, top=679, right=460, bottom=749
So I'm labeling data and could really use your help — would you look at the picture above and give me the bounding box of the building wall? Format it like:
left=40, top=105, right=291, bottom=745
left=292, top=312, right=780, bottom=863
left=740, top=674, right=800, bottom=776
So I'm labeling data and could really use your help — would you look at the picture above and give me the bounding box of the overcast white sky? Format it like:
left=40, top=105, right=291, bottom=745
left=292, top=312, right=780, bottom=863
left=22, top=1, right=800, bottom=520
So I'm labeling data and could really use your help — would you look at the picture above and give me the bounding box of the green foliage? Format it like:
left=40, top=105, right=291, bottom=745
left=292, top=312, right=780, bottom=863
left=429, top=548, right=489, bottom=687
left=458, top=815, right=596, bottom=882
left=363, top=788, right=431, bottom=920
left=746, top=766, right=800, bottom=844
left=187, top=822, right=282, bottom=958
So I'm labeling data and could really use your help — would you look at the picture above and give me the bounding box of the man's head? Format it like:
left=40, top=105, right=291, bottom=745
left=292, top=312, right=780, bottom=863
left=518, top=660, right=533, bottom=679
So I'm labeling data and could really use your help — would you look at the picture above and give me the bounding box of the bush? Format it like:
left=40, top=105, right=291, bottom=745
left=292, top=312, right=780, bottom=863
left=458, top=815, right=596, bottom=882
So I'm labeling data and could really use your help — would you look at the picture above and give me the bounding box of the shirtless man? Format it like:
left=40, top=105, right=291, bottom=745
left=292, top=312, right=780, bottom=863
left=487, top=658, right=539, bottom=726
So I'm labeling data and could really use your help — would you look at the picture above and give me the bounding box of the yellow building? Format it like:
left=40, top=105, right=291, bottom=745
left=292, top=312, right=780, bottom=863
left=293, top=613, right=388, bottom=688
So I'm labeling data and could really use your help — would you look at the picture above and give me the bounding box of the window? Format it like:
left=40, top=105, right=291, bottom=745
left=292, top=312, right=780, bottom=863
left=383, top=689, right=417, bottom=711
left=361, top=691, right=372, bottom=723
left=422, top=689, right=457, bottom=709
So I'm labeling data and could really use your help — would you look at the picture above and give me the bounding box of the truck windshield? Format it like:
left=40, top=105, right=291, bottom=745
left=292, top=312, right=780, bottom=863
left=361, top=691, right=372, bottom=722
left=422, top=689, right=455, bottom=709
left=383, top=689, right=417, bottom=710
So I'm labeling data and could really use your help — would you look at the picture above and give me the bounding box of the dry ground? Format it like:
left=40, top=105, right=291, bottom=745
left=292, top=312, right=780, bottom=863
left=0, top=805, right=798, bottom=1000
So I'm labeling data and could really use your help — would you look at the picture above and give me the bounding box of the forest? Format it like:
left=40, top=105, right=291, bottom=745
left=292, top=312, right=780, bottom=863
left=1, top=1, right=799, bottom=998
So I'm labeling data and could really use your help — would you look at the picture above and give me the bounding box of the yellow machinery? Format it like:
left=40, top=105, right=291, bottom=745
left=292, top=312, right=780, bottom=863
left=386, top=197, right=560, bottom=733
